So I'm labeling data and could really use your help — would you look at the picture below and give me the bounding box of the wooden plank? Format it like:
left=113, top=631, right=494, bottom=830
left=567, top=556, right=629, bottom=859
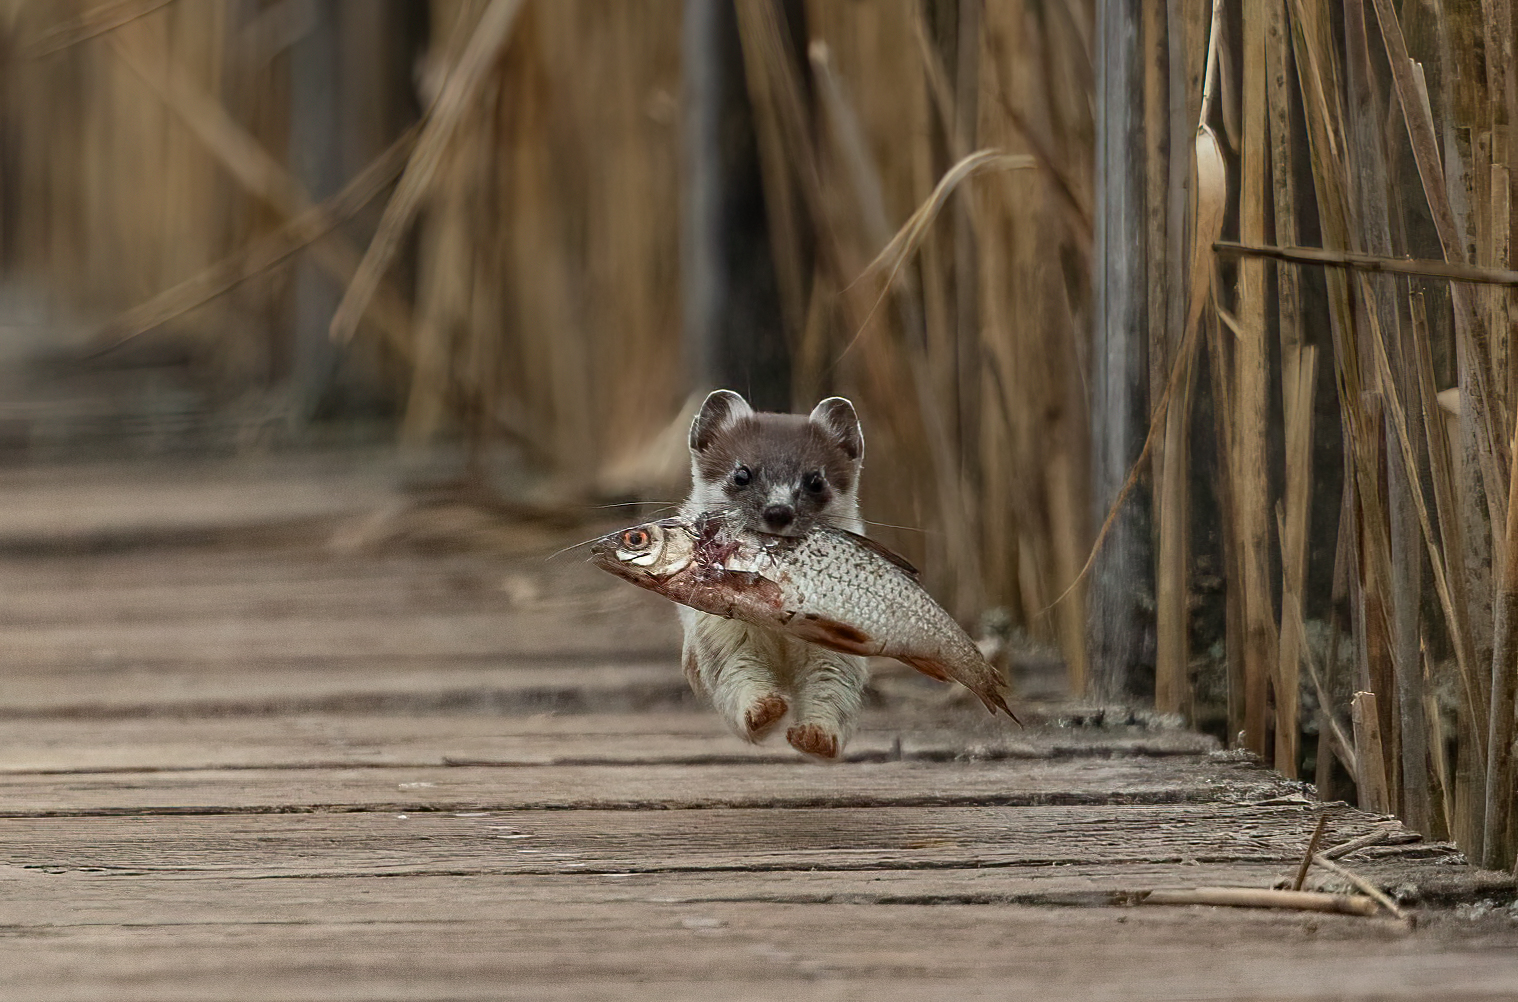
left=4, top=862, right=1505, bottom=918
left=0, top=604, right=678, bottom=671
left=0, top=661, right=692, bottom=719
left=0, top=713, right=1217, bottom=773
left=0, top=805, right=1446, bottom=878
left=0, top=757, right=1302, bottom=816
left=0, top=874, right=1515, bottom=1001
left=0, top=549, right=614, bottom=623
left=0, top=452, right=405, bottom=551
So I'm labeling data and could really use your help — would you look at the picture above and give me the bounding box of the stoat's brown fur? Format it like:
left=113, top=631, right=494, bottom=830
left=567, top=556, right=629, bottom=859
left=679, top=390, right=868, bottom=760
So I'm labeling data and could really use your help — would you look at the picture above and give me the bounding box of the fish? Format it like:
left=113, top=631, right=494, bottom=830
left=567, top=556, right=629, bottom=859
left=590, top=514, right=1017, bottom=722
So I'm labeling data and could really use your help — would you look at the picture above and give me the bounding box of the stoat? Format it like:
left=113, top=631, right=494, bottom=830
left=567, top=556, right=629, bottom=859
left=679, top=389, right=868, bottom=760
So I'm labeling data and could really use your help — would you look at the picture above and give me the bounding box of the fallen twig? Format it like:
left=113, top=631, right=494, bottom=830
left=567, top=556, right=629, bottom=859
left=1321, top=822, right=1401, bottom=860
left=1311, top=853, right=1409, bottom=921
left=1292, top=813, right=1331, bottom=891
left=1140, top=886, right=1378, bottom=916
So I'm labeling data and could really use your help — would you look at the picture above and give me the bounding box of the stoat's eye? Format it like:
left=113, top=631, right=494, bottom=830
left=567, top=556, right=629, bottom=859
left=731, top=466, right=752, bottom=487
left=802, top=470, right=825, bottom=493
left=621, top=529, right=650, bottom=549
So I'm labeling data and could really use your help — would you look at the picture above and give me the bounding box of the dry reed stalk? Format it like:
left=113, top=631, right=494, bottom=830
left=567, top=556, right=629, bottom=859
left=106, top=26, right=417, bottom=354
left=1154, top=348, right=1193, bottom=716
left=88, top=125, right=420, bottom=356
left=1236, top=0, right=1280, bottom=768
left=1215, top=241, right=1518, bottom=285
left=330, top=0, right=523, bottom=345
left=808, top=37, right=985, bottom=618
left=1309, top=853, right=1409, bottom=920
left=1139, top=887, right=1379, bottom=916
left=1411, top=291, right=1487, bottom=746
left=26, top=0, right=175, bottom=56
left=1291, top=550, right=1358, bottom=782
left=1277, top=345, right=1317, bottom=776
left=1346, top=0, right=1427, bottom=829
left=1424, top=636, right=1455, bottom=839
left=1484, top=399, right=1518, bottom=867
left=1320, top=822, right=1399, bottom=859
left=1290, top=0, right=1406, bottom=804
left=744, top=5, right=972, bottom=618
left=1268, top=0, right=1308, bottom=772
left=1371, top=0, right=1507, bottom=533
left=1144, top=0, right=1176, bottom=716
left=1352, top=690, right=1393, bottom=814
left=854, top=150, right=1032, bottom=297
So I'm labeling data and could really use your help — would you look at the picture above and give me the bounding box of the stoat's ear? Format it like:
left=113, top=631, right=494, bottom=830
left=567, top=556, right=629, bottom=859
left=689, top=389, right=753, bottom=453
left=809, top=396, right=863, bottom=463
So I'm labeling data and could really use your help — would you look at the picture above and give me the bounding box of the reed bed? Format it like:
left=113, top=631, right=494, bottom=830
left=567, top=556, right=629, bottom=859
left=5, top=1, right=1518, bottom=869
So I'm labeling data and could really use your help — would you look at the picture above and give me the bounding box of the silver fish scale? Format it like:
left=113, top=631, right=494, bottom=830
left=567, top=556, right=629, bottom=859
left=751, top=530, right=980, bottom=663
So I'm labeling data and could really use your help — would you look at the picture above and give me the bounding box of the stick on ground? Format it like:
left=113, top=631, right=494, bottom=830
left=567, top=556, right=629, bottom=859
left=1140, top=887, right=1379, bottom=916
left=1293, top=813, right=1331, bottom=891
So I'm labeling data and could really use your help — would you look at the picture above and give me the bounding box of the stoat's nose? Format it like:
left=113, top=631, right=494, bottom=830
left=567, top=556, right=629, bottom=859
left=762, top=504, right=795, bottom=531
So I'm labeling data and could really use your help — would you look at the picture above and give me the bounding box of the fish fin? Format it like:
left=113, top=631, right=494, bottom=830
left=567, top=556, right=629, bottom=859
left=790, top=614, right=877, bottom=656
left=895, top=654, right=953, bottom=683
left=832, top=529, right=921, bottom=578
left=897, top=655, right=1022, bottom=726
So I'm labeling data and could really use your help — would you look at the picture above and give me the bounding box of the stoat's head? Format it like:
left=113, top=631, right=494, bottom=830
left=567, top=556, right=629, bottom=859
left=686, top=389, right=864, bottom=536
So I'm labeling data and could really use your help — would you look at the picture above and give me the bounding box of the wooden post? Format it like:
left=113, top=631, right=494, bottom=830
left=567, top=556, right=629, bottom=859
left=1089, top=0, right=1149, bottom=702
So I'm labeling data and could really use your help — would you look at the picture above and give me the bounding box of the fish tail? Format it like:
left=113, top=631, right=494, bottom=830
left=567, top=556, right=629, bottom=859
left=981, top=688, right=1022, bottom=726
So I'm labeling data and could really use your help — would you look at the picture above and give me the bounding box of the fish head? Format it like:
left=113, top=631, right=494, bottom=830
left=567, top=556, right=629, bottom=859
left=589, top=520, right=696, bottom=582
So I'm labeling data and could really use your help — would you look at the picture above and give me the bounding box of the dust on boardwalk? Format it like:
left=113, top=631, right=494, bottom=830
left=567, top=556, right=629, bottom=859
left=0, top=454, right=1514, bottom=1001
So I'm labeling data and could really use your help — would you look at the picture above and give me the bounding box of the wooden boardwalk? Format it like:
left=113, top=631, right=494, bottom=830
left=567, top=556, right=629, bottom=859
left=2, top=455, right=1517, bottom=1000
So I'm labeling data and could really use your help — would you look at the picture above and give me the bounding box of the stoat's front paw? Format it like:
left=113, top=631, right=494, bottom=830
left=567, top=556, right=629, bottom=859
left=742, top=694, right=789, bottom=741
left=786, top=723, right=840, bottom=760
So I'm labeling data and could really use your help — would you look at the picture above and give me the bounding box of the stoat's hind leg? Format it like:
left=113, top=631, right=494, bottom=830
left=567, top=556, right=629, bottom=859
left=683, top=609, right=790, bottom=742
left=786, top=647, right=867, bottom=760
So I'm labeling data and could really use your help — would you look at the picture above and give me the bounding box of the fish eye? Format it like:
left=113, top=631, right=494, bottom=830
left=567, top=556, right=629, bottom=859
left=732, top=466, right=752, bottom=487
left=802, top=470, right=825, bottom=493
left=621, top=529, right=650, bottom=549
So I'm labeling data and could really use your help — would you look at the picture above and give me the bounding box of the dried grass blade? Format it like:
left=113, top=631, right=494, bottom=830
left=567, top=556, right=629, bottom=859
left=88, top=125, right=420, bottom=356
left=26, top=0, right=174, bottom=57
left=329, top=0, right=524, bottom=344
left=851, top=149, right=1032, bottom=292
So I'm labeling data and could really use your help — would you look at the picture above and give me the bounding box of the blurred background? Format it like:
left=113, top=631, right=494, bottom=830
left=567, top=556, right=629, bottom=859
left=0, top=0, right=1093, bottom=685
left=5, top=0, right=1518, bottom=870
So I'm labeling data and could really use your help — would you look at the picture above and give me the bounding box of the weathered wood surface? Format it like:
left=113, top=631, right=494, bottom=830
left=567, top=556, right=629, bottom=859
left=0, top=457, right=1515, bottom=1000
